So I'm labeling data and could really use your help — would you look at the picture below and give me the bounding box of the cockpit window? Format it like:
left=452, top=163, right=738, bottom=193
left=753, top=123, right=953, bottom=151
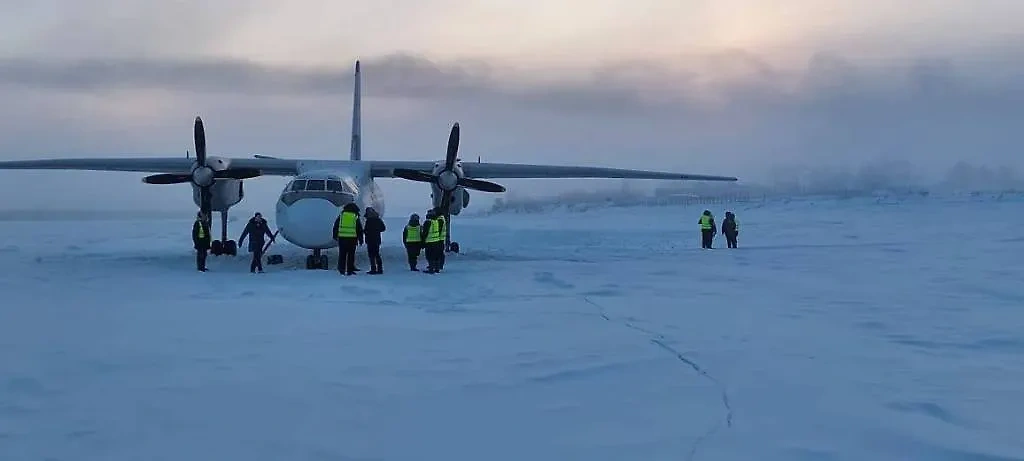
left=290, top=180, right=307, bottom=191
left=306, top=179, right=326, bottom=191
left=326, top=180, right=344, bottom=192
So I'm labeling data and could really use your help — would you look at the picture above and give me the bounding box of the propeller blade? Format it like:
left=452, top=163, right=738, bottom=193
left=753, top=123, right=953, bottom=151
left=200, top=186, right=212, bottom=218
left=194, top=116, right=206, bottom=166
left=445, top=122, right=459, bottom=171
left=214, top=168, right=262, bottom=180
left=444, top=206, right=452, bottom=252
left=142, top=173, right=192, bottom=184
left=393, top=168, right=436, bottom=183
left=458, top=177, right=505, bottom=193
left=440, top=188, right=452, bottom=216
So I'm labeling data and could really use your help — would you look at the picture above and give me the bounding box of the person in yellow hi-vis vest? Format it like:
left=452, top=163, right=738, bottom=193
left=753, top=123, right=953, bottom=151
left=421, top=209, right=444, bottom=274
left=402, top=213, right=423, bottom=271
left=333, top=203, right=364, bottom=275
left=698, top=209, right=717, bottom=249
left=433, top=207, right=447, bottom=271
left=192, top=212, right=211, bottom=272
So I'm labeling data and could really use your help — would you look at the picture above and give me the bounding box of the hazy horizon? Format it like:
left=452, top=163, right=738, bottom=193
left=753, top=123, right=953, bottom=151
left=2, top=0, right=1021, bottom=214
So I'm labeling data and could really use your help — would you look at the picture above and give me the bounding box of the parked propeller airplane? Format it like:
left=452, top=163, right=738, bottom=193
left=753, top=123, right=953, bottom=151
left=0, top=60, right=738, bottom=270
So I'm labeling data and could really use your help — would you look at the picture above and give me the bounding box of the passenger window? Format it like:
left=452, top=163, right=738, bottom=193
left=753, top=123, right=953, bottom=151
left=290, top=180, right=307, bottom=191
left=306, top=180, right=326, bottom=191
left=327, top=180, right=343, bottom=192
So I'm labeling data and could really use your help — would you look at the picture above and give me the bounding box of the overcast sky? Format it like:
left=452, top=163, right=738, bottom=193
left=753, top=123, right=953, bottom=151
left=1, top=0, right=1022, bottom=214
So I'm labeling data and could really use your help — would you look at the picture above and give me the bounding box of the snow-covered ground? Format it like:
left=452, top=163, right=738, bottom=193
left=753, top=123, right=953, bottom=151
left=1, top=195, right=1022, bottom=461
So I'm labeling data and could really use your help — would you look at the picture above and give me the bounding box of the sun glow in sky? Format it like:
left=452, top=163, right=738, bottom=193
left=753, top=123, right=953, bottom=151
left=0, top=0, right=1021, bottom=211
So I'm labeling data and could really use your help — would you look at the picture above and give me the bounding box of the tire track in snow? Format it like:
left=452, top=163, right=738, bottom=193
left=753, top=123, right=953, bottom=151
left=583, top=297, right=733, bottom=461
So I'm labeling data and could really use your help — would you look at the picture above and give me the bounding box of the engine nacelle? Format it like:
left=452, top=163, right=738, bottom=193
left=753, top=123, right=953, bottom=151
left=430, top=184, right=467, bottom=215
left=192, top=179, right=244, bottom=212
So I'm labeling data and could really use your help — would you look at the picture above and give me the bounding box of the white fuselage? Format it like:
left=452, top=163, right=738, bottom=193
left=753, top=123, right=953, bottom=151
left=274, top=165, right=384, bottom=250
left=272, top=160, right=472, bottom=250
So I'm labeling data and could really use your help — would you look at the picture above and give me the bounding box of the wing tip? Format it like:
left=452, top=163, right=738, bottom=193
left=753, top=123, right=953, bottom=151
left=682, top=174, right=738, bottom=182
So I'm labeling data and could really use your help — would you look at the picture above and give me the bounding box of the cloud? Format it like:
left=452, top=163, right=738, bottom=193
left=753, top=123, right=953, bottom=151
left=1, top=41, right=1023, bottom=213
left=2, top=48, right=1022, bottom=114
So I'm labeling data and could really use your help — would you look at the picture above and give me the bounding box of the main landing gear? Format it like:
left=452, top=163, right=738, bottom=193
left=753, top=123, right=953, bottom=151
left=444, top=210, right=460, bottom=254
left=305, top=248, right=330, bottom=270
left=210, top=211, right=238, bottom=256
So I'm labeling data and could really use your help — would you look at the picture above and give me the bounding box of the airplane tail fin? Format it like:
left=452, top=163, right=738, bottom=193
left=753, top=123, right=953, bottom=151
left=349, top=60, right=362, bottom=161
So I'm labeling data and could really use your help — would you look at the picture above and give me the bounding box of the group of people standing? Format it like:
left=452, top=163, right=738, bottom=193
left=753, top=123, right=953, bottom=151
left=400, top=208, right=448, bottom=273
left=698, top=209, right=740, bottom=249
left=190, top=205, right=450, bottom=274
left=332, top=203, right=449, bottom=275
left=331, top=203, right=384, bottom=275
left=191, top=204, right=742, bottom=274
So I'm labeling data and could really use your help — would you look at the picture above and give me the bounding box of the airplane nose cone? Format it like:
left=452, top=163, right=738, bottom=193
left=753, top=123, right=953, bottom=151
left=280, top=197, right=339, bottom=249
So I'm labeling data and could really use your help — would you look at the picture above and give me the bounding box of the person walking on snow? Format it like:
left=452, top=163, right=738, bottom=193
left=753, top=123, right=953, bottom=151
left=238, top=212, right=275, bottom=272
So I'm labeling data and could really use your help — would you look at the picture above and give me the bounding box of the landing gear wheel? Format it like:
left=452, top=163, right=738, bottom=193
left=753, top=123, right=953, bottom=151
left=211, top=240, right=223, bottom=256
left=224, top=240, right=237, bottom=256
left=305, top=254, right=329, bottom=270
left=266, top=254, right=284, bottom=265
left=449, top=241, right=460, bottom=253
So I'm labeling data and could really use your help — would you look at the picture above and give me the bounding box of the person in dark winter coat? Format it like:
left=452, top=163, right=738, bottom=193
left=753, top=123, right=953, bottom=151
left=238, top=212, right=275, bottom=272
left=333, top=203, right=364, bottom=275
left=698, top=209, right=717, bottom=249
left=402, top=213, right=423, bottom=271
left=363, top=207, right=386, bottom=274
left=192, top=212, right=211, bottom=271
left=721, top=211, right=739, bottom=248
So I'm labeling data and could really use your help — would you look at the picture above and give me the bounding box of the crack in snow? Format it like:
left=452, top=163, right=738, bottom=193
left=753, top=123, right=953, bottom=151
left=583, top=297, right=733, bottom=460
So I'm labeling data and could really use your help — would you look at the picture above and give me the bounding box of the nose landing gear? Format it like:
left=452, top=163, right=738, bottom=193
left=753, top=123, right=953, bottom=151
left=305, top=248, right=329, bottom=270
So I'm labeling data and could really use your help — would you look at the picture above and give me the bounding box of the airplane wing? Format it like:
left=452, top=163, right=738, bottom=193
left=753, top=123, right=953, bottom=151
left=367, top=160, right=737, bottom=182
left=0, top=157, right=301, bottom=176
left=368, top=161, right=437, bottom=178
left=0, top=157, right=734, bottom=181
left=462, top=162, right=737, bottom=181
left=0, top=157, right=196, bottom=173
